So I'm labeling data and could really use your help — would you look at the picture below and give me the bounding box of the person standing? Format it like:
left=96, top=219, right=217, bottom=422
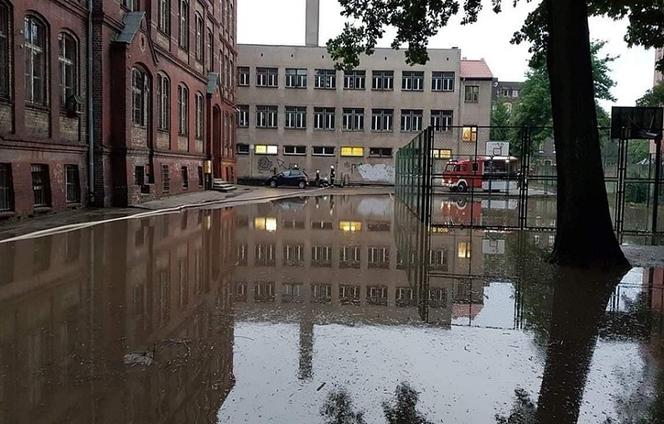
left=329, top=165, right=335, bottom=187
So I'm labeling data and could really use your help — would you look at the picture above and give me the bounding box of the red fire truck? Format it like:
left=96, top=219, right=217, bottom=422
left=441, top=156, right=519, bottom=192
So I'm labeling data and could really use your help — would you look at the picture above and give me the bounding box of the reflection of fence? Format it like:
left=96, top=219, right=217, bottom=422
left=395, top=125, right=664, bottom=238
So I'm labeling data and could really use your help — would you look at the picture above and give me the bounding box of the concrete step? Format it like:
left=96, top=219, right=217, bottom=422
left=212, top=179, right=237, bottom=192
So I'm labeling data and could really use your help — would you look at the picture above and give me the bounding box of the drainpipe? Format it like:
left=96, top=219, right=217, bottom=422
left=87, top=0, right=95, bottom=206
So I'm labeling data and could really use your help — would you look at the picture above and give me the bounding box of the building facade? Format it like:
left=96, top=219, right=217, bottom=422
left=492, top=80, right=523, bottom=114
left=0, top=0, right=237, bottom=218
left=235, top=44, right=493, bottom=184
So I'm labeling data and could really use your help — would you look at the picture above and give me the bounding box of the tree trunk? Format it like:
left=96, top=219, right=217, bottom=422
left=545, top=0, right=629, bottom=269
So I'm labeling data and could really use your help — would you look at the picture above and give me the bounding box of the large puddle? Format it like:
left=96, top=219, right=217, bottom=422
left=0, top=194, right=662, bottom=423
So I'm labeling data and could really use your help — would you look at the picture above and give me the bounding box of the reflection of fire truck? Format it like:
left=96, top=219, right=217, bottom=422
left=442, top=156, right=518, bottom=192
left=438, top=198, right=482, bottom=226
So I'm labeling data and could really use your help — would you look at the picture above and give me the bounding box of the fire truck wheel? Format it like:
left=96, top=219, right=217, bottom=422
left=458, top=182, right=468, bottom=192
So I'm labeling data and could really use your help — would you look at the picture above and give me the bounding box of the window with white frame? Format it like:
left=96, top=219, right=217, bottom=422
left=368, top=246, right=390, bottom=268
left=372, top=70, right=393, bottom=90
left=314, top=107, right=335, bottom=130
left=340, top=284, right=360, bottom=303
left=401, top=71, right=423, bottom=91
left=465, top=85, right=480, bottom=103
left=158, top=0, right=170, bottom=33
left=24, top=16, right=47, bottom=105
left=256, top=105, right=277, bottom=128
left=512, top=89, right=519, bottom=98
left=339, top=246, right=360, bottom=268
left=194, top=13, right=204, bottom=62
left=367, top=285, right=388, bottom=305
left=343, top=70, right=365, bottom=90
left=369, top=147, right=392, bottom=158
left=315, top=69, right=336, bottom=89
left=371, top=109, right=393, bottom=132
left=157, top=73, right=170, bottom=130
left=311, top=245, right=332, bottom=267
left=284, top=145, right=306, bottom=156
left=131, top=67, right=149, bottom=126
left=254, top=144, right=277, bottom=155
left=285, top=68, right=307, bottom=88
left=58, top=33, right=78, bottom=107
left=178, top=0, right=189, bottom=50
left=432, top=71, right=454, bottom=91
left=123, top=0, right=139, bottom=11
left=342, top=108, right=364, bottom=131
left=194, top=92, right=203, bottom=139
left=256, top=67, right=278, bottom=87
left=0, top=2, right=9, bottom=100
left=283, top=243, right=304, bottom=266
left=401, top=109, right=423, bottom=132
left=312, top=283, right=332, bottom=303
left=207, top=28, right=213, bottom=71
left=238, top=66, right=249, bottom=86
left=237, top=105, right=248, bottom=127
left=312, top=146, right=334, bottom=156
left=177, top=84, right=188, bottom=135
left=285, top=106, right=306, bottom=129
left=431, top=110, right=453, bottom=132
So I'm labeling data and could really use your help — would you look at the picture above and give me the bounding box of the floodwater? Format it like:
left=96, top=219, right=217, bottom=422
left=0, top=194, right=663, bottom=423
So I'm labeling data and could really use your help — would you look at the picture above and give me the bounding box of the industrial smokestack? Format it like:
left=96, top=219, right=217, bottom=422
left=305, top=0, right=319, bottom=47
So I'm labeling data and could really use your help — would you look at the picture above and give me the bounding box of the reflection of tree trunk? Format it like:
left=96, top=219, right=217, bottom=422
left=535, top=268, right=626, bottom=423
left=545, top=0, right=628, bottom=268
left=299, top=320, right=313, bottom=380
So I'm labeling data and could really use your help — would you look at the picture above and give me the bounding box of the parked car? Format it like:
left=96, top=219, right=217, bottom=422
left=266, top=169, right=309, bottom=189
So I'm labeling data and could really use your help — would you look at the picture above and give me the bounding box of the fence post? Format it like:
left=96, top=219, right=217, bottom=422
left=653, top=135, right=662, bottom=237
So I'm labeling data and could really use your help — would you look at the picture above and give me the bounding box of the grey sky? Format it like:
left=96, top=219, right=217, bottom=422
left=238, top=0, right=658, bottom=109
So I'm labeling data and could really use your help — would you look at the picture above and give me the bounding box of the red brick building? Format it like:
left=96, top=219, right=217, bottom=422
left=0, top=0, right=237, bottom=217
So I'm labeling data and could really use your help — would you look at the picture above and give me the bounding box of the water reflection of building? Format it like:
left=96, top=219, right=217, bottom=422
left=232, top=195, right=486, bottom=326
left=0, top=209, right=235, bottom=423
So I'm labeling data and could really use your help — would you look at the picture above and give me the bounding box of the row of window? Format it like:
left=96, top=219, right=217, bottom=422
left=237, top=106, right=455, bottom=132
left=132, top=67, right=208, bottom=138
left=134, top=164, right=205, bottom=194
left=232, top=281, right=448, bottom=307
left=238, top=144, right=453, bottom=160
left=238, top=67, right=460, bottom=94
left=130, top=0, right=234, bottom=69
left=0, top=163, right=80, bottom=211
left=0, top=10, right=80, bottom=108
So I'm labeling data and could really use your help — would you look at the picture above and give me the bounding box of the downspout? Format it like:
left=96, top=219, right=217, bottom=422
left=87, top=0, right=95, bottom=205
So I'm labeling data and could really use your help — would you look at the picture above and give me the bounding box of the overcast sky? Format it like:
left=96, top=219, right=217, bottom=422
left=238, top=0, right=658, bottom=109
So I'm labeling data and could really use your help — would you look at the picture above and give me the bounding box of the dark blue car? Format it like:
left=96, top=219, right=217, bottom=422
left=266, top=169, right=308, bottom=189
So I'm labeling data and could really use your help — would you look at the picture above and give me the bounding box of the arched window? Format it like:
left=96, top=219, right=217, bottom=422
left=0, top=1, right=10, bottom=100
left=194, top=13, right=203, bottom=63
left=157, top=73, right=170, bottom=130
left=194, top=92, right=203, bottom=139
left=177, top=84, right=188, bottom=135
left=131, top=67, right=149, bottom=126
left=58, top=32, right=78, bottom=106
left=158, top=0, right=170, bottom=34
left=24, top=15, right=47, bottom=105
left=178, top=0, right=189, bottom=50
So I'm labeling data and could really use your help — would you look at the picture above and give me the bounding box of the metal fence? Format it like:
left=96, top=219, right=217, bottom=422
left=395, top=125, right=664, bottom=239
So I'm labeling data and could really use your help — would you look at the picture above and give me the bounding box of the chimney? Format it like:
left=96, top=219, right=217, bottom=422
left=305, top=0, right=319, bottom=47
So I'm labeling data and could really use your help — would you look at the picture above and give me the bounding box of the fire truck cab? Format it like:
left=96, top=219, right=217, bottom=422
left=442, top=156, right=518, bottom=193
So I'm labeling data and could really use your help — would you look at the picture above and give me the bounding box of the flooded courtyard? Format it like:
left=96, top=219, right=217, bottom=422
left=1, top=194, right=663, bottom=423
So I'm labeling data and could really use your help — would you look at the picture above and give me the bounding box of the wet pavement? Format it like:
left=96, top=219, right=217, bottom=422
left=0, top=194, right=663, bottom=423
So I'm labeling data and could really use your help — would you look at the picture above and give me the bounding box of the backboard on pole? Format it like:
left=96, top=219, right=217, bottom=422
left=611, top=106, right=663, bottom=139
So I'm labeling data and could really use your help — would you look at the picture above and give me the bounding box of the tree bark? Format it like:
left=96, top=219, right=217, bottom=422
left=545, top=0, right=629, bottom=269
